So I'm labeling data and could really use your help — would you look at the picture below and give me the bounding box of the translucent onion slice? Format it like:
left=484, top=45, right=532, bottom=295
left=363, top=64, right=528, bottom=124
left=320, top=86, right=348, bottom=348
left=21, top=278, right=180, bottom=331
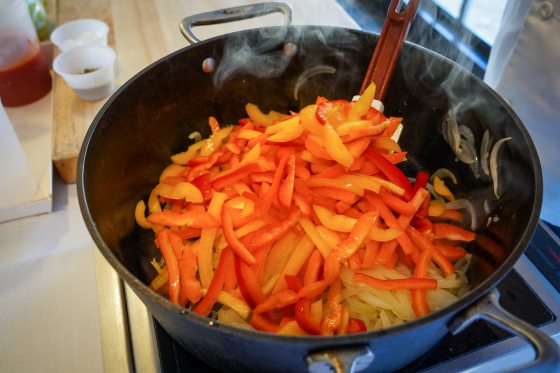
left=480, top=130, right=492, bottom=176
left=293, top=65, right=336, bottom=100
left=431, top=168, right=458, bottom=185
left=490, top=137, right=512, bottom=199
left=446, top=198, right=477, bottom=230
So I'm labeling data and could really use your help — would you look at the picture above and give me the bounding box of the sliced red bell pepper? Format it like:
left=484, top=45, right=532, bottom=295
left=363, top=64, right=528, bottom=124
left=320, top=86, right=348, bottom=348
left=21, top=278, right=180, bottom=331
left=353, top=273, right=437, bottom=290
left=347, top=318, right=367, bottom=334
left=191, top=173, right=213, bottom=201
left=284, top=274, right=302, bottom=293
left=194, top=248, right=231, bottom=316
left=303, top=249, right=323, bottom=286
left=222, top=207, right=257, bottom=265
left=147, top=210, right=219, bottom=228
left=433, top=223, right=476, bottom=242
left=365, top=148, right=414, bottom=200
left=294, top=299, right=321, bottom=335
left=321, top=278, right=342, bottom=336
left=211, top=162, right=262, bottom=190
left=233, top=254, right=266, bottom=308
left=156, top=230, right=181, bottom=305
left=253, top=289, right=299, bottom=314
left=278, top=154, right=296, bottom=210
left=413, top=171, right=430, bottom=193
left=245, top=208, right=302, bottom=251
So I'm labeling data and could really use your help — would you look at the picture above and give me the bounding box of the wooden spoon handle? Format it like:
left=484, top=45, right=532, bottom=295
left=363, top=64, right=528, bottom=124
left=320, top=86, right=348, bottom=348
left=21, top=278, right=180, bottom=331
left=360, top=0, right=419, bottom=101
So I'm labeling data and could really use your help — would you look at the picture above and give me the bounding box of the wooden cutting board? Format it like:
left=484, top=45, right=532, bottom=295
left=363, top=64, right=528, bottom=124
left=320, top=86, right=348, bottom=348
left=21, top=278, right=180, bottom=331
left=52, top=0, right=358, bottom=183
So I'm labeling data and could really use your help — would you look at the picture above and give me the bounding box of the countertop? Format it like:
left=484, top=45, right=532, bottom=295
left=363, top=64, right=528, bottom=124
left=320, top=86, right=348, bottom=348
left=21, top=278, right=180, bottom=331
left=0, top=1, right=359, bottom=372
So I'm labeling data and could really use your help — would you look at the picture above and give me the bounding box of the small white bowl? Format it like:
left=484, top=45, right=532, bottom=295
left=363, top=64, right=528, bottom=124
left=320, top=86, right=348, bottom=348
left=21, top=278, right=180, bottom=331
left=53, top=46, right=116, bottom=101
left=51, top=19, right=109, bottom=52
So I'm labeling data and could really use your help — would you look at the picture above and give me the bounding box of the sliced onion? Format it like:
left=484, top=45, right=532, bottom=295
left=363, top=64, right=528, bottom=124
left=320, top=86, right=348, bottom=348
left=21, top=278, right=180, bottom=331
left=446, top=198, right=477, bottom=230
left=431, top=168, right=458, bottom=184
left=425, top=183, right=445, bottom=202
left=480, top=130, right=491, bottom=176
left=483, top=198, right=490, bottom=215
left=293, top=65, right=336, bottom=100
left=188, top=131, right=202, bottom=142
left=490, top=137, right=512, bottom=199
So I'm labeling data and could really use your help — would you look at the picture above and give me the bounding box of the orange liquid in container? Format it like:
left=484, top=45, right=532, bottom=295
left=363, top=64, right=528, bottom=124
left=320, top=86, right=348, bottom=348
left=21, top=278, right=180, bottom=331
left=0, top=35, right=51, bottom=107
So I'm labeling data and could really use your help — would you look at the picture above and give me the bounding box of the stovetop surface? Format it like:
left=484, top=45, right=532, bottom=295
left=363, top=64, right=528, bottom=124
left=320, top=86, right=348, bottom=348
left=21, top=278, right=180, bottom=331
left=149, top=221, right=560, bottom=373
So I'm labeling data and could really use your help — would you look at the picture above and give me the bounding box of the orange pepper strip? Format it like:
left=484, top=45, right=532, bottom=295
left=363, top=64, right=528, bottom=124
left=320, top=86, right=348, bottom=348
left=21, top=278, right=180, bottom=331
left=361, top=240, right=380, bottom=268
left=374, top=188, right=429, bottom=261
left=156, top=230, right=181, bottom=305
left=435, top=244, right=468, bottom=261
left=253, top=289, right=299, bottom=314
left=278, top=154, right=296, bottom=210
left=178, top=242, right=202, bottom=304
left=222, top=207, right=257, bottom=265
left=321, top=278, right=343, bottom=336
left=437, top=209, right=464, bottom=223
left=407, top=226, right=456, bottom=277
left=315, top=164, right=346, bottom=179
left=433, top=223, right=476, bottom=242
left=147, top=210, right=219, bottom=228
left=246, top=208, right=302, bottom=251
left=365, top=193, right=416, bottom=260
left=259, top=152, right=289, bottom=216
left=379, top=189, right=416, bottom=216
left=295, top=299, right=321, bottom=335
left=234, top=255, right=266, bottom=308
left=211, top=162, right=262, bottom=190
left=353, top=273, right=437, bottom=290
left=194, top=248, right=232, bottom=316
left=299, top=280, right=329, bottom=300
left=411, top=243, right=432, bottom=317
left=303, top=249, right=324, bottom=285
left=250, top=313, right=279, bottom=333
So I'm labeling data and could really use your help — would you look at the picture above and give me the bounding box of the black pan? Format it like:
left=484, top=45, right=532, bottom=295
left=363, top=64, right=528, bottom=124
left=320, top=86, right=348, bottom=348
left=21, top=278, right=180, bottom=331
left=77, top=5, right=559, bottom=373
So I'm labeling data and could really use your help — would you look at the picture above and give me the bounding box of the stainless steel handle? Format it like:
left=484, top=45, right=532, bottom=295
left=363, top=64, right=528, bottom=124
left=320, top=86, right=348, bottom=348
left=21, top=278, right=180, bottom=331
left=179, top=2, right=293, bottom=44
left=449, top=288, right=560, bottom=372
left=306, top=345, right=374, bottom=373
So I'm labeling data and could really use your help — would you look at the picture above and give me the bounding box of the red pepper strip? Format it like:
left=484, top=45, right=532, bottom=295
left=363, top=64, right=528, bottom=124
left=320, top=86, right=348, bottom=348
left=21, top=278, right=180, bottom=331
left=382, top=117, right=402, bottom=137
left=191, top=173, right=213, bottom=201
left=382, top=151, right=408, bottom=165
left=259, top=152, right=289, bottom=216
left=366, top=193, right=416, bottom=260
left=413, top=171, right=430, bottom=193
left=303, top=249, right=323, bottom=286
left=365, top=106, right=386, bottom=123
left=383, top=252, right=399, bottom=269
left=147, top=210, right=219, bottom=228
left=433, top=223, right=476, bottom=242
left=411, top=244, right=432, bottom=317
left=168, top=230, right=184, bottom=260
left=435, top=244, right=468, bottom=262
left=365, top=148, right=414, bottom=200
left=223, top=249, right=237, bottom=292
left=312, top=186, right=358, bottom=204
left=250, top=313, right=278, bottom=333
left=293, top=192, right=311, bottom=216
left=178, top=243, right=202, bottom=304
left=321, top=278, right=343, bottom=336
left=188, top=156, right=209, bottom=167
left=284, top=274, right=302, bottom=293
left=161, top=175, right=188, bottom=186
left=362, top=240, right=380, bottom=269
left=233, top=255, right=266, bottom=308
left=187, top=150, right=224, bottom=181
left=245, top=208, right=302, bottom=251
left=379, top=189, right=416, bottom=216
left=304, top=137, right=333, bottom=161
left=315, top=100, right=331, bottom=124
left=295, top=299, right=321, bottom=335
left=193, top=247, right=231, bottom=315
left=406, top=226, right=456, bottom=277
left=299, top=280, right=329, bottom=300
left=211, top=162, right=262, bottom=190
left=222, top=208, right=256, bottom=265
left=347, top=318, right=367, bottom=334
left=348, top=251, right=362, bottom=271
left=353, top=273, right=437, bottom=290
left=278, top=154, right=296, bottom=210
left=396, top=246, right=415, bottom=269
left=156, top=230, right=181, bottom=305
left=334, top=211, right=377, bottom=259
left=253, top=289, right=299, bottom=314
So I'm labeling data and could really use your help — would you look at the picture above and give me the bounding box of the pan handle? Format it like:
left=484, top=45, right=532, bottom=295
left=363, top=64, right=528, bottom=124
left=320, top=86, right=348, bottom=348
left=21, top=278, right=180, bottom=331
left=449, top=288, right=560, bottom=372
left=306, top=345, right=375, bottom=373
left=179, top=2, right=293, bottom=44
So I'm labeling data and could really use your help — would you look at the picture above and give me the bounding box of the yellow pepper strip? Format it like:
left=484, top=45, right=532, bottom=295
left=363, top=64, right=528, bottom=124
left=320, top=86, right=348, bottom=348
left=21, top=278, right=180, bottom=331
left=150, top=258, right=163, bottom=274
left=327, top=105, right=345, bottom=127
left=369, top=226, right=402, bottom=242
left=171, top=141, right=204, bottom=165
left=245, top=103, right=287, bottom=126
left=265, top=116, right=300, bottom=134
left=217, top=291, right=251, bottom=320
left=335, top=120, right=374, bottom=136
left=135, top=200, right=154, bottom=229
left=197, top=192, right=227, bottom=289
left=348, top=82, right=376, bottom=121
left=149, top=266, right=168, bottom=291
left=155, top=182, right=203, bottom=203
left=299, top=104, right=324, bottom=136
left=271, top=236, right=315, bottom=294
left=241, top=143, right=261, bottom=163
left=434, top=176, right=455, bottom=202
left=428, top=200, right=446, bottom=217
left=305, top=176, right=364, bottom=196
left=267, top=125, right=304, bottom=142
left=148, top=186, right=163, bottom=214
left=299, top=217, right=333, bottom=258
left=315, top=226, right=342, bottom=248
left=338, top=174, right=382, bottom=194
left=200, top=126, right=234, bottom=156
left=237, top=129, right=264, bottom=139
left=323, top=122, right=354, bottom=167
left=261, top=233, right=299, bottom=294
left=373, top=137, right=402, bottom=152
left=313, top=204, right=356, bottom=232
left=159, top=164, right=187, bottom=183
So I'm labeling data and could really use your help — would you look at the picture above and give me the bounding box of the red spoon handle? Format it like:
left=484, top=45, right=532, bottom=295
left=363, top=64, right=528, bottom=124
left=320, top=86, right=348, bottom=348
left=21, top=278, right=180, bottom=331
left=360, top=0, right=419, bottom=101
